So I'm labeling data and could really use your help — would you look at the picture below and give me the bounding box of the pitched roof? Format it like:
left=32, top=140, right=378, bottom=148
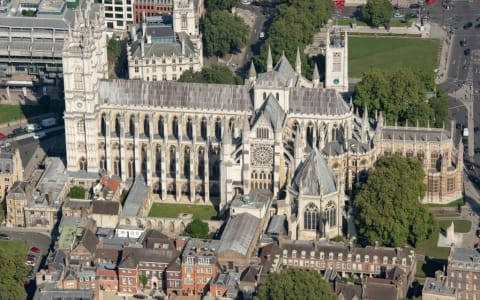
left=100, top=176, right=121, bottom=194
left=362, top=278, right=398, bottom=300
left=99, top=80, right=252, bottom=113
left=252, top=94, right=286, bottom=132
left=256, top=53, right=298, bottom=87
left=119, top=247, right=178, bottom=269
left=289, top=88, right=350, bottom=115
left=91, top=200, right=120, bottom=215
left=77, top=229, right=98, bottom=255
left=292, top=148, right=337, bottom=195
left=218, top=213, right=260, bottom=257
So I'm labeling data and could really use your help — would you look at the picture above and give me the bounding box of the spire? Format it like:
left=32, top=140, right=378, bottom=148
left=266, top=44, right=273, bottom=72
left=295, top=47, right=301, bottom=74
left=363, top=105, right=369, bottom=130
left=312, top=63, right=319, bottom=86
left=248, top=60, right=256, bottom=81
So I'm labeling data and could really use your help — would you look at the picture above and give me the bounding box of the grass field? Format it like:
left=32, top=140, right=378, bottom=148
left=0, top=240, right=28, bottom=254
left=348, top=37, right=441, bottom=77
left=439, top=220, right=471, bottom=233
left=148, top=203, right=218, bottom=220
left=0, top=104, right=49, bottom=125
left=415, top=227, right=450, bottom=259
left=425, top=198, right=464, bottom=208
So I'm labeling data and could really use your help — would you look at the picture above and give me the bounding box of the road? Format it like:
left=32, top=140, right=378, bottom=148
left=435, top=1, right=480, bottom=169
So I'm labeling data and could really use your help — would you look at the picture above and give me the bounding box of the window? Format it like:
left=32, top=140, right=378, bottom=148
left=333, top=52, right=342, bottom=72
left=74, top=68, right=83, bottom=90
left=135, top=67, right=139, bottom=73
left=256, top=127, right=269, bottom=139
left=304, top=203, right=319, bottom=230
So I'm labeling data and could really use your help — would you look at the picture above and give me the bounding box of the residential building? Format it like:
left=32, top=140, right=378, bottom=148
left=165, top=259, right=182, bottom=295
left=127, top=14, right=202, bottom=81
left=134, top=0, right=173, bottom=23
left=446, top=247, right=480, bottom=300
left=97, top=266, right=118, bottom=292
left=68, top=229, right=99, bottom=268
left=6, top=157, right=67, bottom=229
left=181, top=238, right=221, bottom=295
left=0, top=149, right=23, bottom=201
left=89, top=200, right=121, bottom=228
left=423, top=271, right=457, bottom=300
left=96, top=0, right=133, bottom=30
left=118, top=246, right=178, bottom=296
left=259, top=240, right=416, bottom=284
left=209, top=273, right=239, bottom=299
left=93, top=175, right=122, bottom=201
left=0, top=0, right=76, bottom=83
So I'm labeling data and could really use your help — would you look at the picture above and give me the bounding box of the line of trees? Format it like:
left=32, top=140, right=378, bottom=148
left=178, top=64, right=243, bottom=85
left=254, top=0, right=333, bottom=78
left=202, top=0, right=250, bottom=57
left=353, top=68, right=448, bottom=128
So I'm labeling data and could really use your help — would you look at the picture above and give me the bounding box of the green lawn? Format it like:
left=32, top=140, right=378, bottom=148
left=0, top=240, right=28, bottom=254
left=425, top=198, right=464, bottom=208
left=148, top=203, right=218, bottom=220
left=336, top=18, right=369, bottom=27
left=0, top=104, right=49, bottom=125
left=439, top=220, right=471, bottom=233
left=349, top=37, right=441, bottom=77
left=415, top=227, right=450, bottom=259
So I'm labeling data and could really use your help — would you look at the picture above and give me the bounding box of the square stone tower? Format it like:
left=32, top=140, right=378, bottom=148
left=325, top=29, right=349, bottom=93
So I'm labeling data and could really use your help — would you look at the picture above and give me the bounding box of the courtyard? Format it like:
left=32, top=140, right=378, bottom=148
left=148, top=203, right=218, bottom=220
left=348, top=36, right=441, bottom=77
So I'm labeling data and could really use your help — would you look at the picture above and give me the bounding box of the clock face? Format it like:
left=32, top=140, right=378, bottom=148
left=76, top=102, right=83, bottom=109
left=333, top=78, right=340, bottom=85
left=251, top=144, right=274, bottom=166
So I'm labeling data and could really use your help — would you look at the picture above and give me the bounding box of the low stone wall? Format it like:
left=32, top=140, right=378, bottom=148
left=119, top=215, right=223, bottom=238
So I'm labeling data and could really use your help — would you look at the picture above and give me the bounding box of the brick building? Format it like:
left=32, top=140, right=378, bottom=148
left=134, top=0, right=173, bottom=23
left=447, top=247, right=480, bottom=300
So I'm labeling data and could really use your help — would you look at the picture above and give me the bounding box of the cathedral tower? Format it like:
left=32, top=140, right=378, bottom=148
left=173, top=0, right=197, bottom=37
left=325, top=29, right=348, bottom=93
left=63, top=2, right=108, bottom=172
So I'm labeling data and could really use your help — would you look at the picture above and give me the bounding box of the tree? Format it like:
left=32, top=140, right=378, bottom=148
left=107, top=39, right=121, bottom=62
left=184, top=219, right=210, bottom=239
left=206, top=0, right=240, bottom=10
left=254, top=0, right=333, bottom=77
left=353, top=155, right=437, bottom=247
left=203, top=10, right=250, bottom=57
left=255, top=268, right=337, bottom=300
left=68, top=186, right=86, bottom=199
left=0, top=242, right=29, bottom=300
left=361, top=0, right=393, bottom=27
left=353, top=68, right=442, bottom=127
left=138, top=275, right=148, bottom=291
left=178, top=64, right=243, bottom=85
left=429, top=90, right=449, bottom=128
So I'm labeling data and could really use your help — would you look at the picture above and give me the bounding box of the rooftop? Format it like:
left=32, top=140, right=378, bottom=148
left=122, top=175, right=149, bottom=217
left=423, top=277, right=456, bottom=296
left=30, top=157, right=68, bottom=207
left=381, top=126, right=451, bottom=143
left=231, top=189, right=272, bottom=210
left=218, top=213, right=260, bottom=257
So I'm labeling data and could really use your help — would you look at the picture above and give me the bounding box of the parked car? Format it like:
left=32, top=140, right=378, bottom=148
left=30, top=247, right=41, bottom=253
left=0, top=233, right=9, bottom=240
left=409, top=3, right=421, bottom=9
left=33, top=131, right=46, bottom=139
left=0, top=142, right=11, bottom=149
left=25, top=261, right=35, bottom=267
left=0, top=133, right=5, bottom=139
left=7, top=128, right=25, bottom=138
left=393, top=12, right=404, bottom=18
left=464, top=22, right=473, bottom=29
left=465, top=48, right=471, bottom=56
left=27, top=254, right=37, bottom=260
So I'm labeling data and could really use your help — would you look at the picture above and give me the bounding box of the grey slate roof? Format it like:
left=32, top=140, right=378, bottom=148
left=252, top=94, right=286, bottom=132
left=289, top=88, right=350, bottom=115
left=218, top=213, right=260, bottom=257
left=293, top=148, right=337, bottom=195
left=381, top=126, right=451, bottom=143
left=99, top=80, right=252, bottom=113
left=266, top=215, right=287, bottom=235
left=129, top=34, right=196, bottom=59
left=0, top=16, right=73, bottom=30
left=256, top=53, right=298, bottom=87
left=122, top=175, right=149, bottom=218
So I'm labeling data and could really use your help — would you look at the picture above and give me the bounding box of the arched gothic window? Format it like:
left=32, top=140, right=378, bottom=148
left=304, top=203, right=319, bottom=230
left=74, top=67, right=83, bottom=90
left=78, top=157, right=87, bottom=171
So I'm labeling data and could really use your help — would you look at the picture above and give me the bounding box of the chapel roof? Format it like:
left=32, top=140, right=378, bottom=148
left=292, top=148, right=337, bottom=196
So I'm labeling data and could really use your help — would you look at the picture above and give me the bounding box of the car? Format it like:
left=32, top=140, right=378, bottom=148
left=0, top=233, right=9, bottom=240
left=259, top=32, right=265, bottom=39
left=25, top=261, right=35, bottom=267
left=0, top=133, right=5, bottom=139
left=33, top=131, right=46, bottom=139
left=30, top=247, right=41, bottom=253
left=464, top=22, right=473, bottom=29
left=409, top=3, right=421, bottom=9
left=465, top=48, right=471, bottom=56
left=460, top=39, right=467, bottom=47
left=0, top=142, right=11, bottom=149
left=393, top=12, right=404, bottom=18
left=7, top=128, right=25, bottom=138
left=27, top=254, right=37, bottom=260
left=133, top=295, right=147, bottom=299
